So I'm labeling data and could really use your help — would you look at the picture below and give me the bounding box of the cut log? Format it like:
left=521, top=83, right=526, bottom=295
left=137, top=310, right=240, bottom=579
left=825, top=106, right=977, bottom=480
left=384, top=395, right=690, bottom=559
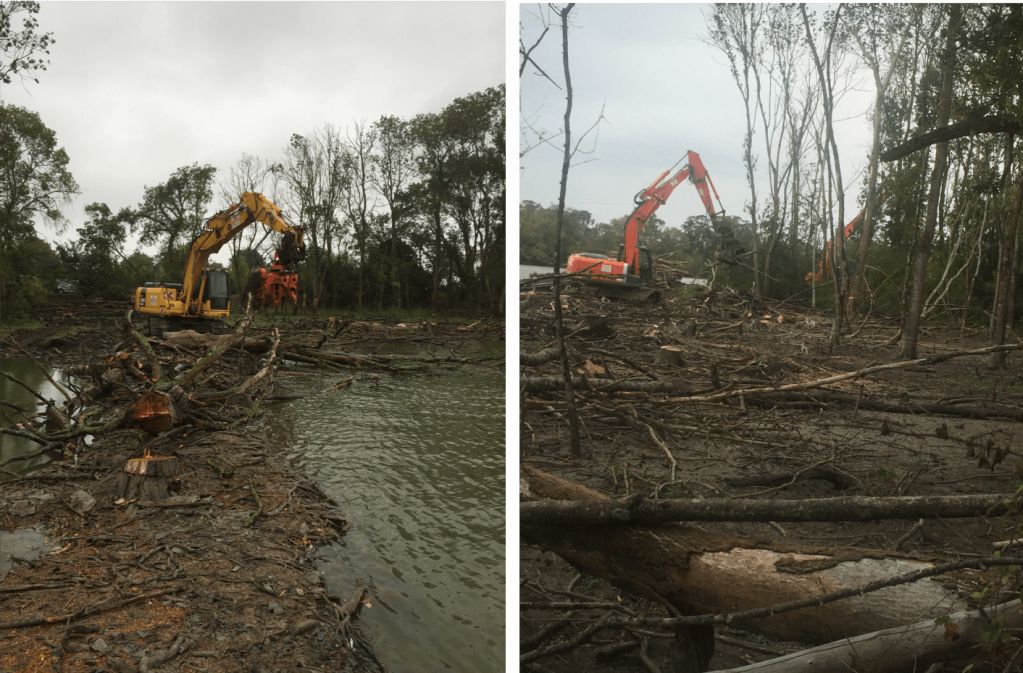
left=125, top=391, right=176, bottom=434
left=522, top=467, right=971, bottom=645
left=707, top=599, right=1023, bottom=673
left=161, top=329, right=270, bottom=352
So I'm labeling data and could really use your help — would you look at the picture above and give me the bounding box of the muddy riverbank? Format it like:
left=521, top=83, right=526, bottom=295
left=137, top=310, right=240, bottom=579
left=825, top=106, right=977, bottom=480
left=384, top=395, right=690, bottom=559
left=1, top=299, right=504, bottom=672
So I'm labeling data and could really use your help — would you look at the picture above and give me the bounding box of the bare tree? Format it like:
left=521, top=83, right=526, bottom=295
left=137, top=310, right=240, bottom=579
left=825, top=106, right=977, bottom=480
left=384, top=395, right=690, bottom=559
left=801, top=3, right=848, bottom=349
left=897, top=5, right=961, bottom=360
left=549, top=3, right=581, bottom=456
left=710, top=4, right=766, bottom=297
left=844, top=4, right=910, bottom=314
left=219, top=153, right=277, bottom=292
left=341, top=121, right=378, bottom=311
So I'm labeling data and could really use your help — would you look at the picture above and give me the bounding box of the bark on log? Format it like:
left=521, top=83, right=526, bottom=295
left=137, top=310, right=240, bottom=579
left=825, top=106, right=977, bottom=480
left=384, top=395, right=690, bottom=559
left=707, top=599, right=1023, bottom=673
left=520, top=346, right=561, bottom=367
left=161, top=329, right=270, bottom=352
left=753, top=389, right=1023, bottom=422
left=520, top=493, right=1010, bottom=525
left=115, top=454, right=182, bottom=503
left=177, top=314, right=253, bottom=388
left=522, top=467, right=971, bottom=644
left=522, top=375, right=698, bottom=395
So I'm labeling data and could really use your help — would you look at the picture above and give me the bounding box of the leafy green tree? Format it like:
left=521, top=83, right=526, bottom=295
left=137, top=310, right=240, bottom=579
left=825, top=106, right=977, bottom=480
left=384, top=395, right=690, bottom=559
left=0, top=1, right=53, bottom=88
left=0, top=104, right=77, bottom=318
left=440, top=85, right=505, bottom=309
left=132, top=163, right=216, bottom=280
left=407, top=111, right=453, bottom=308
left=60, top=202, right=137, bottom=298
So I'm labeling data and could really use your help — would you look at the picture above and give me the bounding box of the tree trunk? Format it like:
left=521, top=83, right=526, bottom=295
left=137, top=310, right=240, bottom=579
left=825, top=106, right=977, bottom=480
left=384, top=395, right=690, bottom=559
left=850, top=72, right=885, bottom=314
left=991, top=172, right=1023, bottom=367
left=898, top=5, right=960, bottom=360
left=553, top=3, right=581, bottom=456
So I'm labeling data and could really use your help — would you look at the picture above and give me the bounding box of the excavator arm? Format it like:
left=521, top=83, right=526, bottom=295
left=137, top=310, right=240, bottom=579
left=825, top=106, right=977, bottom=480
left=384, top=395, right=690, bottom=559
left=180, top=192, right=306, bottom=310
left=622, top=150, right=727, bottom=275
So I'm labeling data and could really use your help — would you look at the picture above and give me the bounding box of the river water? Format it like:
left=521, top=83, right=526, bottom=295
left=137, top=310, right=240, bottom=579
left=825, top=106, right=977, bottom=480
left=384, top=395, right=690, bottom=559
left=261, top=348, right=505, bottom=672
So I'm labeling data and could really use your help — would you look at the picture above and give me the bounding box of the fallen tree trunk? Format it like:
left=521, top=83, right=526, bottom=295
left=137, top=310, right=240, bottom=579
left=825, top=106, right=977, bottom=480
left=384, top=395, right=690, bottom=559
left=524, top=344, right=1021, bottom=400
left=707, top=599, right=1023, bottom=673
left=523, top=375, right=698, bottom=394
left=520, top=492, right=1010, bottom=525
left=752, top=389, right=1023, bottom=422
left=520, top=346, right=561, bottom=367
left=522, top=467, right=974, bottom=644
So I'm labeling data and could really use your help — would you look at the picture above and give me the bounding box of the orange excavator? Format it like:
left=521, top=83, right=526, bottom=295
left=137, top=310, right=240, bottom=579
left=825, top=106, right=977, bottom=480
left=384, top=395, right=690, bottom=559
left=565, top=150, right=739, bottom=302
left=805, top=188, right=890, bottom=285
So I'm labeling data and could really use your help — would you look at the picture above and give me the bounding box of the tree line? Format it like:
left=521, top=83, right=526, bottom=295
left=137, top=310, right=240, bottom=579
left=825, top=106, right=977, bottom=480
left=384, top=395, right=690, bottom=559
left=0, top=3, right=504, bottom=319
left=522, top=4, right=1023, bottom=363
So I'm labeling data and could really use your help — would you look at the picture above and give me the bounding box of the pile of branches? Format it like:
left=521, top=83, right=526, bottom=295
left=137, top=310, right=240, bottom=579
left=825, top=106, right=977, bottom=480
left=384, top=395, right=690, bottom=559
left=1, top=308, right=457, bottom=477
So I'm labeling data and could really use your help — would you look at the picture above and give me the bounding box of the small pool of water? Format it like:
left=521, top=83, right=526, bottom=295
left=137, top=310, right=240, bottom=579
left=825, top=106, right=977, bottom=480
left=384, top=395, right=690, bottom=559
left=0, top=528, right=53, bottom=581
left=0, top=357, right=74, bottom=479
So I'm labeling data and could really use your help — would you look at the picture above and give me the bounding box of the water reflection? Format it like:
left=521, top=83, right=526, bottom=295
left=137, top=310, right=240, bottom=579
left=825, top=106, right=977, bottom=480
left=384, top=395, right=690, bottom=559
left=262, top=359, right=504, bottom=673
left=0, top=357, right=71, bottom=478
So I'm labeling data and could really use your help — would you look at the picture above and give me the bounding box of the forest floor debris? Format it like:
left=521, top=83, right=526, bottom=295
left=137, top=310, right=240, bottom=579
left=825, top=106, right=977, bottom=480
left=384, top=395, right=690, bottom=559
left=520, top=272, right=1023, bottom=672
left=0, top=297, right=500, bottom=673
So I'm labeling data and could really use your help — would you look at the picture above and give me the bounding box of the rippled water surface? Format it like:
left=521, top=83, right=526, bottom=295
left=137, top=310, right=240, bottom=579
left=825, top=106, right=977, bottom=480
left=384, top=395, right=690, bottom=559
left=263, top=352, right=504, bottom=672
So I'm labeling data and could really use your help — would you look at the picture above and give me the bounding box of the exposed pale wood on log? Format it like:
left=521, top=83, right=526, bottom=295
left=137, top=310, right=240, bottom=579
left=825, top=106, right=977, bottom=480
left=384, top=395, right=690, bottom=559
left=707, top=599, right=1023, bottom=673
left=522, top=468, right=977, bottom=644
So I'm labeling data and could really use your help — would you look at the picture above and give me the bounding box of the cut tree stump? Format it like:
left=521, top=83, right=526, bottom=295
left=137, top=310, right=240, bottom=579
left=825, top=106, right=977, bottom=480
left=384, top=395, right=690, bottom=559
left=658, top=345, right=687, bottom=367
left=125, top=391, right=176, bottom=434
left=115, top=454, right=182, bottom=503
left=521, top=467, right=971, bottom=645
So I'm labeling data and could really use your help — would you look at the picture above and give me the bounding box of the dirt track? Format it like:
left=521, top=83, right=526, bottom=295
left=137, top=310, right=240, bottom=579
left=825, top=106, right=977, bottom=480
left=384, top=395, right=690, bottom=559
left=519, top=278, right=1023, bottom=672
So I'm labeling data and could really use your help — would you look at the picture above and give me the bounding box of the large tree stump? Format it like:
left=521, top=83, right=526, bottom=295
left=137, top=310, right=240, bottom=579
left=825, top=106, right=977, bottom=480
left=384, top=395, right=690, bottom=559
left=115, top=454, right=182, bottom=503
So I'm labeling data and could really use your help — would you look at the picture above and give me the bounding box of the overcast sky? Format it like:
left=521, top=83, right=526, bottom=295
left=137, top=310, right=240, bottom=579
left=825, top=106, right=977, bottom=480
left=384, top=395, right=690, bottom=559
left=520, top=3, right=875, bottom=242
left=3, top=1, right=504, bottom=260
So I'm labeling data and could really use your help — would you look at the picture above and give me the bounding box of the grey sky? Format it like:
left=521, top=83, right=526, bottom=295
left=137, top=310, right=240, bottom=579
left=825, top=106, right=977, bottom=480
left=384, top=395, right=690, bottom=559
left=4, top=1, right=504, bottom=260
left=520, top=3, right=874, bottom=242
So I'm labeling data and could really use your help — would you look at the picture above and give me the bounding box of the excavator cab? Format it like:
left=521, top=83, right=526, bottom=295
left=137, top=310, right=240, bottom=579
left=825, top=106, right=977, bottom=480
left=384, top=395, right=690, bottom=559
left=617, top=245, right=655, bottom=285
left=202, top=270, right=229, bottom=311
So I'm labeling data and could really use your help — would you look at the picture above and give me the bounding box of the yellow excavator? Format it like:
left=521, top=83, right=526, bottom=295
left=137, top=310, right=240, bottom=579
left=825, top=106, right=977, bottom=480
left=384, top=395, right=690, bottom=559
left=133, top=192, right=306, bottom=333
